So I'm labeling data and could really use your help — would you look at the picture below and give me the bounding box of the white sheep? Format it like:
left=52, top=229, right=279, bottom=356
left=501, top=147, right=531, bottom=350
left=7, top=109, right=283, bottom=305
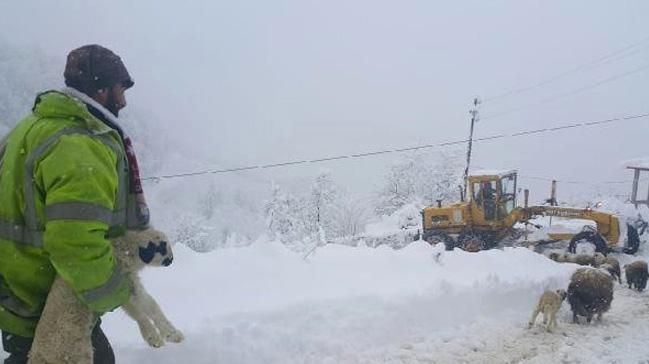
left=27, top=228, right=184, bottom=364
left=528, top=289, right=567, bottom=332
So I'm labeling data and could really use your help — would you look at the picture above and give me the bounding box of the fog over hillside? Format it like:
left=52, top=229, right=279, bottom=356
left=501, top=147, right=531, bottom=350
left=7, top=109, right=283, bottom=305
left=2, top=1, right=647, bottom=201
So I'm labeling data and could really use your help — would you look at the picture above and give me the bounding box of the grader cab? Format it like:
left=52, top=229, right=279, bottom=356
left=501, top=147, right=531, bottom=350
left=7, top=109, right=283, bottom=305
left=421, top=170, right=635, bottom=253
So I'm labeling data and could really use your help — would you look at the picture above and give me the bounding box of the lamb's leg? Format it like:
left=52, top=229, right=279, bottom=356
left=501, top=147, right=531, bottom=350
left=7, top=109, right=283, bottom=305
left=572, top=311, right=578, bottom=324
left=528, top=306, right=541, bottom=328
left=597, top=312, right=603, bottom=321
left=136, top=283, right=184, bottom=343
left=121, top=280, right=165, bottom=348
left=548, top=310, right=557, bottom=332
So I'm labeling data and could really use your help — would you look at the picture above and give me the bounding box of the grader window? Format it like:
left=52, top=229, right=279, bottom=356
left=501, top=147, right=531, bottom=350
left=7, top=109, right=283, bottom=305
left=499, top=174, right=517, bottom=216
left=501, top=175, right=515, bottom=195
left=474, top=181, right=497, bottom=220
left=472, top=182, right=482, bottom=203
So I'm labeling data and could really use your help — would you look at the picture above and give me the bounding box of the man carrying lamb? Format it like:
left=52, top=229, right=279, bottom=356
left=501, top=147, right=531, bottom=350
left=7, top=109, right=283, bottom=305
left=0, top=44, right=156, bottom=364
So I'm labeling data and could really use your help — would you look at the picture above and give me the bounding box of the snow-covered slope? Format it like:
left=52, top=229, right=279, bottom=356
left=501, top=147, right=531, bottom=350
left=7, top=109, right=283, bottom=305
left=100, top=241, right=584, bottom=363
left=3, top=230, right=649, bottom=363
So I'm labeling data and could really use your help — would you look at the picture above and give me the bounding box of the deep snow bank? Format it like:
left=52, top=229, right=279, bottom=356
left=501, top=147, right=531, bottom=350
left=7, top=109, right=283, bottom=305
left=101, top=239, right=576, bottom=363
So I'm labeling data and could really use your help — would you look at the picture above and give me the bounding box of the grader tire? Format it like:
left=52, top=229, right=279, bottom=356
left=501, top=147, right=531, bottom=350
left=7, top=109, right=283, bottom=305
left=423, top=231, right=455, bottom=251
left=457, top=233, right=484, bottom=253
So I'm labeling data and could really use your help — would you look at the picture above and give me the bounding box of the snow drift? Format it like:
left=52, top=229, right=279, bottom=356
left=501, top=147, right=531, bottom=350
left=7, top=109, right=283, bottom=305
left=97, top=240, right=577, bottom=363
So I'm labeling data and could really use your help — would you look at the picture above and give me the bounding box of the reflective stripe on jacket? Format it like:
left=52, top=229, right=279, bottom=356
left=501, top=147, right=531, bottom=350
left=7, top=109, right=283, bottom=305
left=0, top=90, right=134, bottom=337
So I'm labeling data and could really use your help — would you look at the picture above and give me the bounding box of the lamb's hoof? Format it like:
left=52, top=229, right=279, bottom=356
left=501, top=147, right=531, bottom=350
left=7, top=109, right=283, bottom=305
left=164, top=328, right=185, bottom=343
left=144, top=332, right=165, bottom=348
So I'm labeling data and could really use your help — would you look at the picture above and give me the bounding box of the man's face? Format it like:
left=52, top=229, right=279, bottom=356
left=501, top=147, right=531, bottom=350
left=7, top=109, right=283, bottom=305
left=95, top=84, right=127, bottom=117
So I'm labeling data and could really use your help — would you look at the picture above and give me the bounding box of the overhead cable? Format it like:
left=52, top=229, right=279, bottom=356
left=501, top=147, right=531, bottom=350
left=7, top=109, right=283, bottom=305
left=482, top=35, right=649, bottom=103
left=143, top=112, right=649, bottom=181
left=481, top=63, right=649, bottom=120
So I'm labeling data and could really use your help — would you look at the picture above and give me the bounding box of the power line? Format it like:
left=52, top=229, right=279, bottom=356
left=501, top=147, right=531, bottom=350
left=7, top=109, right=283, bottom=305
left=541, top=62, right=649, bottom=103
left=143, top=112, right=649, bottom=181
left=482, top=35, right=649, bottom=103
left=519, top=175, right=630, bottom=186
left=482, top=62, right=649, bottom=120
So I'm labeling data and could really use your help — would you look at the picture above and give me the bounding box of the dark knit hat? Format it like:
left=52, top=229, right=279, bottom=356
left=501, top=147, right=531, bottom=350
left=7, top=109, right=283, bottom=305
left=64, top=44, right=134, bottom=94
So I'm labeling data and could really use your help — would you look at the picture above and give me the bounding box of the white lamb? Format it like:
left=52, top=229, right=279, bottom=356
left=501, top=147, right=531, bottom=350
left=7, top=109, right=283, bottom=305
left=27, top=228, right=184, bottom=364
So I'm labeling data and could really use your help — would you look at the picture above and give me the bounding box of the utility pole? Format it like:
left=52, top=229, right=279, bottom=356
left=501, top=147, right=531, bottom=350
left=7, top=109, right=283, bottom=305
left=549, top=179, right=557, bottom=227
left=463, top=97, right=481, bottom=199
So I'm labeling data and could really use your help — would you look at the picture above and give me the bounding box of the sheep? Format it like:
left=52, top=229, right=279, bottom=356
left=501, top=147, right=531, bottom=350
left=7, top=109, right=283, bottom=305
left=548, top=252, right=596, bottom=266
left=563, top=253, right=621, bottom=284
left=599, top=256, right=622, bottom=284
left=598, top=264, right=618, bottom=281
left=548, top=252, right=576, bottom=263
left=528, top=289, right=567, bottom=332
left=570, top=254, right=597, bottom=266
left=28, top=228, right=184, bottom=364
left=567, top=267, right=614, bottom=324
left=624, top=260, right=649, bottom=292
left=593, top=252, right=607, bottom=267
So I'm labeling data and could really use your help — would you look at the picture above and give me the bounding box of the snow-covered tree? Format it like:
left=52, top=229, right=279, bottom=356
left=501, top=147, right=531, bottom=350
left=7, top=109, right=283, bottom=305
left=265, top=183, right=303, bottom=241
left=306, top=171, right=338, bottom=235
left=375, top=151, right=463, bottom=215
left=265, top=172, right=367, bottom=245
left=330, top=196, right=371, bottom=237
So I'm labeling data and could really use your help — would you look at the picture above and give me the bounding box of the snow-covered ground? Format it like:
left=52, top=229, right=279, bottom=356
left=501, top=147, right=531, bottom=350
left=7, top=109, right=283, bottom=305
left=3, top=208, right=649, bottom=363
left=85, top=239, right=649, bottom=363
left=2, top=205, right=648, bottom=363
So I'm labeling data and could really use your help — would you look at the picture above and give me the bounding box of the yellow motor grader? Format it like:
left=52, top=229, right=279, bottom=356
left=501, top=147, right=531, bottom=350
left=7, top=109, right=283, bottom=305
left=421, top=170, right=640, bottom=254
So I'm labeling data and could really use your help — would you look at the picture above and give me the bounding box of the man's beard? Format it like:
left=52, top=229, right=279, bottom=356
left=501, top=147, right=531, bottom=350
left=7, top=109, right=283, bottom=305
left=106, top=92, right=120, bottom=117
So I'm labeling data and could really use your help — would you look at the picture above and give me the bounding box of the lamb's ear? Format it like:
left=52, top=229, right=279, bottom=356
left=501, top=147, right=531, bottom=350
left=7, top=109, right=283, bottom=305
left=139, top=241, right=157, bottom=264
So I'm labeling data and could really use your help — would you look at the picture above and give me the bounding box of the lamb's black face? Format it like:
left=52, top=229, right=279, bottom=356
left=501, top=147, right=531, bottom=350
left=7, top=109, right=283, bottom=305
left=139, top=240, right=174, bottom=267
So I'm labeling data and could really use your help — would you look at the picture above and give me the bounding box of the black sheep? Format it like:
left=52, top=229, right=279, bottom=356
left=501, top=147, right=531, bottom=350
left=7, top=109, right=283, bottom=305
left=567, top=268, right=614, bottom=324
left=625, top=260, right=649, bottom=292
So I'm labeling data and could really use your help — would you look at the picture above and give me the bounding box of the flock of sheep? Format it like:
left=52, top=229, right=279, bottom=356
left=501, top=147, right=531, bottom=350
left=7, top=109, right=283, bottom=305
left=528, top=252, right=649, bottom=332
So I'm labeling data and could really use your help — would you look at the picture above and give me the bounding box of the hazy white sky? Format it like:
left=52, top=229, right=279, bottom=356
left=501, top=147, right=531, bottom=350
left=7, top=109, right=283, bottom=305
left=1, top=0, right=648, bottom=201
